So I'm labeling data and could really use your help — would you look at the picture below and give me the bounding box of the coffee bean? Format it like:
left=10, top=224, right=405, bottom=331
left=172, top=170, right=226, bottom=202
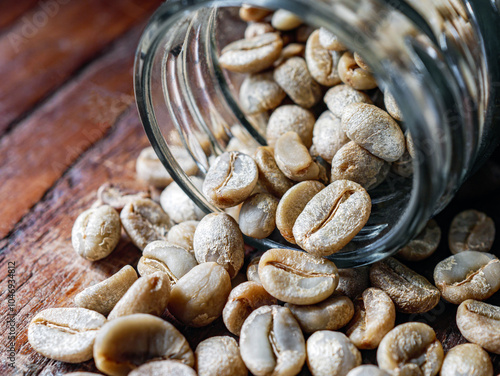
left=305, top=30, right=342, bottom=86
left=397, top=219, right=441, bottom=261
left=239, top=193, right=279, bottom=239
left=310, top=111, right=349, bottom=163
left=448, top=209, right=495, bottom=254
left=266, top=105, right=315, bottom=148
left=324, top=84, right=372, bottom=118
left=440, top=343, right=493, bottom=376
left=129, top=361, right=196, bottom=376
left=239, top=72, right=286, bottom=114
left=253, top=146, right=294, bottom=198
left=338, top=52, right=377, bottom=90
left=195, top=336, right=247, bottom=376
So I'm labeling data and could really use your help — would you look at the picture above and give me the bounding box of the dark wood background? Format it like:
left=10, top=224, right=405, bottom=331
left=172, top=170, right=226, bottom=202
left=1, top=0, right=500, bottom=375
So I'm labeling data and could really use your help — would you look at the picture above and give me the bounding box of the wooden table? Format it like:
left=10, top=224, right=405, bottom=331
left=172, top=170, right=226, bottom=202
left=1, top=1, right=500, bottom=374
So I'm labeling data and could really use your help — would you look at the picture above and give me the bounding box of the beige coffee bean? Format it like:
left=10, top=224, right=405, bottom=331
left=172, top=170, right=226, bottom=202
left=398, top=219, right=441, bottom=261
left=346, top=288, right=396, bottom=350
left=448, top=209, right=495, bottom=254
left=129, top=361, right=197, bottom=376
left=384, top=89, right=403, bottom=121
left=74, top=265, right=138, bottom=315
left=273, top=43, right=306, bottom=66
left=167, top=220, right=199, bottom=252
left=196, top=336, right=247, bottom=376
left=253, top=146, right=294, bottom=198
left=346, top=366, right=390, bottom=376
left=293, top=179, right=371, bottom=256
left=258, top=248, right=339, bottom=304
left=276, top=180, right=324, bottom=243
left=275, top=131, right=322, bottom=182
left=338, top=52, right=377, bottom=90
left=245, top=22, right=275, bottom=39
left=434, top=251, right=500, bottom=304
left=239, top=5, right=272, bottom=22
left=457, top=299, right=500, bottom=354
left=318, top=27, right=346, bottom=51
left=353, top=52, right=371, bottom=72
left=324, top=84, right=372, bottom=118
left=274, top=57, right=322, bottom=108
left=406, top=131, right=415, bottom=158
left=136, top=147, right=198, bottom=188
left=331, top=141, right=389, bottom=190
left=266, top=105, right=315, bottom=148
left=226, top=131, right=261, bottom=156
left=342, top=103, right=405, bottom=162
left=271, top=9, right=303, bottom=30
left=168, top=262, right=231, bottom=327
left=28, top=308, right=106, bottom=363
left=223, top=281, right=278, bottom=335
left=120, top=198, right=172, bottom=251
left=219, top=33, right=283, bottom=73
left=225, top=204, right=242, bottom=223
left=440, top=343, right=493, bottom=376
left=239, top=72, right=286, bottom=114
left=310, top=111, right=349, bottom=163
left=193, top=213, right=244, bottom=278
left=138, top=241, right=197, bottom=283
left=286, top=293, right=354, bottom=333
left=239, top=193, right=278, bottom=239
left=97, top=183, right=149, bottom=211
left=71, top=205, right=121, bottom=261
left=246, top=255, right=261, bottom=283
left=203, top=151, right=259, bottom=209
left=370, top=257, right=441, bottom=313
left=160, top=177, right=205, bottom=223
left=94, top=314, right=194, bottom=376
left=240, top=305, right=306, bottom=376
left=377, top=322, right=444, bottom=376
left=305, top=30, right=342, bottom=86
left=336, top=267, right=370, bottom=299
left=307, top=331, right=361, bottom=376
left=392, top=149, right=413, bottom=178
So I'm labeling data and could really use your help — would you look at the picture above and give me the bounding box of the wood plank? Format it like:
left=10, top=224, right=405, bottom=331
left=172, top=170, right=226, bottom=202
left=0, top=22, right=145, bottom=240
left=0, top=0, right=163, bottom=135
left=0, top=0, right=39, bottom=31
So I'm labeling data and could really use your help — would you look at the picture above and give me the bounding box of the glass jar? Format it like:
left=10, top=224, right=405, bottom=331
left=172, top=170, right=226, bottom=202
left=134, top=0, right=500, bottom=268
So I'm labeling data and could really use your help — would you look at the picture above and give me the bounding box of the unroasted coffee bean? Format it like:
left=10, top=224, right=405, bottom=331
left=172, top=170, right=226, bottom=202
left=274, top=57, right=322, bottom=108
left=97, top=183, right=149, bottom=211
left=138, top=241, right=197, bottom=283
left=167, top=220, right=199, bottom=252
left=392, top=149, right=413, bottom=178
left=336, top=267, right=370, bottom=299
left=342, top=103, right=405, bottom=162
left=353, top=52, right=371, bottom=72
left=94, top=314, right=194, bottom=375
left=307, top=331, right=361, bottom=376
left=448, top=209, right=495, bottom=254
left=160, top=177, right=205, bottom=223
left=305, top=30, right=342, bottom=86
left=457, top=299, right=500, bottom=354
left=266, top=105, right=315, bottom=148
left=258, top=248, right=339, bottom=304
left=434, top=251, right=500, bottom=304
left=239, top=193, right=279, bottom=239
left=370, top=257, right=441, bottom=313
left=239, top=5, right=272, bottom=22
left=28, top=308, right=106, bottom=363
left=346, top=288, right=396, bottom=350
left=193, top=213, right=244, bottom=278
left=440, top=343, right=493, bottom=376
left=331, top=141, right=389, bottom=190
left=397, top=219, right=441, bottom=261
left=203, top=151, right=259, bottom=209
left=273, top=43, right=306, bottom=66
left=74, top=265, right=138, bottom=315
left=271, top=9, right=302, bottom=30
left=219, top=33, right=283, bottom=73
left=120, top=198, right=172, bottom=251
left=168, top=262, right=232, bottom=327
left=275, top=131, right=321, bottom=182
left=223, top=281, right=277, bottom=335
left=253, top=146, right=294, bottom=198
left=196, top=336, right=247, bottom=376
left=226, top=125, right=261, bottom=155
left=338, top=52, right=377, bottom=90
left=346, top=366, right=390, bottom=376
left=286, top=293, right=354, bottom=333
left=108, top=272, right=170, bottom=320
left=240, top=305, right=306, bottom=376
left=239, top=72, right=286, bottom=114
left=310, top=111, right=349, bottom=163
left=318, top=27, right=346, bottom=51
left=245, top=22, right=274, bottom=39
left=377, top=322, right=443, bottom=376
left=276, top=180, right=324, bottom=244
left=72, top=205, right=121, bottom=261
left=384, top=89, right=403, bottom=121
left=129, top=361, right=196, bottom=376
left=246, top=255, right=262, bottom=283
left=324, top=84, right=372, bottom=118
left=293, top=179, right=371, bottom=256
